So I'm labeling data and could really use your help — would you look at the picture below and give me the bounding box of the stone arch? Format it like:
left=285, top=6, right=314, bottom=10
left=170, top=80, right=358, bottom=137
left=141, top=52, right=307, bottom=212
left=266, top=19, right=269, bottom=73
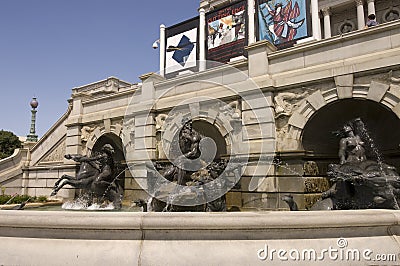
left=287, top=80, right=400, bottom=151
left=87, top=131, right=126, bottom=193
left=302, top=99, right=400, bottom=156
left=160, top=102, right=241, bottom=160
left=85, top=123, right=123, bottom=156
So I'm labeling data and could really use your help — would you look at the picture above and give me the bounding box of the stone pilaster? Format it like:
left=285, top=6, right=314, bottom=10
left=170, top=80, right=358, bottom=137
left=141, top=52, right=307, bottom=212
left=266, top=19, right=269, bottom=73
left=245, top=40, right=277, bottom=78
left=65, top=98, right=83, bottom=157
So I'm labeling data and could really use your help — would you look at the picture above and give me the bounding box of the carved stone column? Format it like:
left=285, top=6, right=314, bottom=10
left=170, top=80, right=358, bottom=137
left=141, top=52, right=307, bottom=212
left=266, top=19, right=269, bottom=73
left=355, top=0, right=365, bottom=30
left=322, top=7, right=332, bottom=38
left=367, top=0, right=376, bottom=16
left=311, top=0, right=321, bottom=40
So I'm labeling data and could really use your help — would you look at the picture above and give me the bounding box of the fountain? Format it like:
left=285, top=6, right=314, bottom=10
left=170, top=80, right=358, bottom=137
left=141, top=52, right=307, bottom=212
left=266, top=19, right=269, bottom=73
left=310, top=118, right=400, bottom=210
left=48, top=116, right=400, bottom=214
left=2, top=117, right=400, bottom=265
left=147, top=118, right=242, bottom=212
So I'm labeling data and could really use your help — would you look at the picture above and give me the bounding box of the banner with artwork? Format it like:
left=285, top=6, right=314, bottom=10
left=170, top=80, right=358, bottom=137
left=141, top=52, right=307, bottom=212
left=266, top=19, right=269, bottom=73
left=257, top=0, right=311, bottom=49
left=165, top=17, right=199, bottom=75
left=206, top=1, right=247, bottom=63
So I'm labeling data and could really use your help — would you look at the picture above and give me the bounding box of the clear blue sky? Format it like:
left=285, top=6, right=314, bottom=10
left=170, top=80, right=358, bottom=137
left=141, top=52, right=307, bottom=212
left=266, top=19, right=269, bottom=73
left=0, top=0, right=199, bottom=137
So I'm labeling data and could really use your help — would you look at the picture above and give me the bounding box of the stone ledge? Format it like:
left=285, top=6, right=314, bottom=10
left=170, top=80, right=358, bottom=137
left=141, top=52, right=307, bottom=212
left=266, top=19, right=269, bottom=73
left=0, top=209, right=399, bottom=234
left=1, top=210, right=399, bottom=265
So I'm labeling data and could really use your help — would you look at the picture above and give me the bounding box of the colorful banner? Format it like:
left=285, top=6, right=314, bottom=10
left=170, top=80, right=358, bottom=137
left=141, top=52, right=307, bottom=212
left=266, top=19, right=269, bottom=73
left=206, top=1, right=247, bottom=63
left=257, top=0, right=310, bottom=49
left=165, top=17, right=199, bottom=75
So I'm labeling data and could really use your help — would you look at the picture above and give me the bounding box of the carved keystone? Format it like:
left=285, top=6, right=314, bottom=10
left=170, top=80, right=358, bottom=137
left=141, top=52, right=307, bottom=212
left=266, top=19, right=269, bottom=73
left=335, top=74, right=353, bottom=99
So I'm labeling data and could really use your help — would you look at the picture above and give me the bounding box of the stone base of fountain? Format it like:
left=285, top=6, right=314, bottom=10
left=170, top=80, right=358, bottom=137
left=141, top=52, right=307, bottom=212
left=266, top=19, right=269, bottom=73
left=0, top=210, right=399, bottom=265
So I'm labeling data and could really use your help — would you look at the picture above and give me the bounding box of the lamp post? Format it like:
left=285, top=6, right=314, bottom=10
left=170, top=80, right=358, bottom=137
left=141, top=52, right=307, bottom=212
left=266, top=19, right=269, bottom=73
left=26, top=97, right=38, bottom=142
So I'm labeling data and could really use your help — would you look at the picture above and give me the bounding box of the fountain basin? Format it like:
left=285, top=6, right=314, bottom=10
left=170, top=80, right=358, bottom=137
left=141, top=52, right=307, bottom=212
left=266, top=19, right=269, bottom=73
left=0, top=210, right=400, bottom=265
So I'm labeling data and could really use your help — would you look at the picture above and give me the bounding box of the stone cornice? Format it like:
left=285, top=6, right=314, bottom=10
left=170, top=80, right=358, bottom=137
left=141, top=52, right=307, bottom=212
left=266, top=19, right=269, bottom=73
left=245, top=39, right=278, bottom=52
left=319, top=0, right=358, bottom=10
left=72, top=76, right=134, bottom=96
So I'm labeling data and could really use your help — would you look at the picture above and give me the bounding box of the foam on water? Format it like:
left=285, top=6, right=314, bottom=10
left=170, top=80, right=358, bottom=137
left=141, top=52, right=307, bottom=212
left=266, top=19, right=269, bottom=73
left=62, top=199, right=115, bottom=211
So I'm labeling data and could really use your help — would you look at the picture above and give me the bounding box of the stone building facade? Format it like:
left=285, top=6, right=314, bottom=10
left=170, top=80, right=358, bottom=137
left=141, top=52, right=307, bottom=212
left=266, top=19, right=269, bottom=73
left=0, top=0, right=400, bottom=210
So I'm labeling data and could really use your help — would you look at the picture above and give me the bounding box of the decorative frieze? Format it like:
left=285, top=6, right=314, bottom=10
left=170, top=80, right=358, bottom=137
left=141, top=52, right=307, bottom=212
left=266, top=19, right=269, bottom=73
left=41, top=140, right=66, bottom=163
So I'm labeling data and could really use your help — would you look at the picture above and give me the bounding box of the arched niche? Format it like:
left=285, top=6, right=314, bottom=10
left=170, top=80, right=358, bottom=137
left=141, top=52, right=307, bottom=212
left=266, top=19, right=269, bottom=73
left=302, top=99, right=400, bottom=158
left=92, top=133, right=125, bottom=163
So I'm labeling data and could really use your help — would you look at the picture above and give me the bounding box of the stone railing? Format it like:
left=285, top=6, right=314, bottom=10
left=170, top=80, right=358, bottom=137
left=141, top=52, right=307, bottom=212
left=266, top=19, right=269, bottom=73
left=0, top=149, right=28, bottom=191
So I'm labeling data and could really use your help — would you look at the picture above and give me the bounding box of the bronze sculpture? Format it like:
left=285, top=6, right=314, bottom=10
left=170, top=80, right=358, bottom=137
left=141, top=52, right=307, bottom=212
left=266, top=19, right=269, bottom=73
left=314, top=118, right=400, bottom=210
left=149, top=118, right=241, bottom=212
left=51, top=144, right=123, bottom=209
